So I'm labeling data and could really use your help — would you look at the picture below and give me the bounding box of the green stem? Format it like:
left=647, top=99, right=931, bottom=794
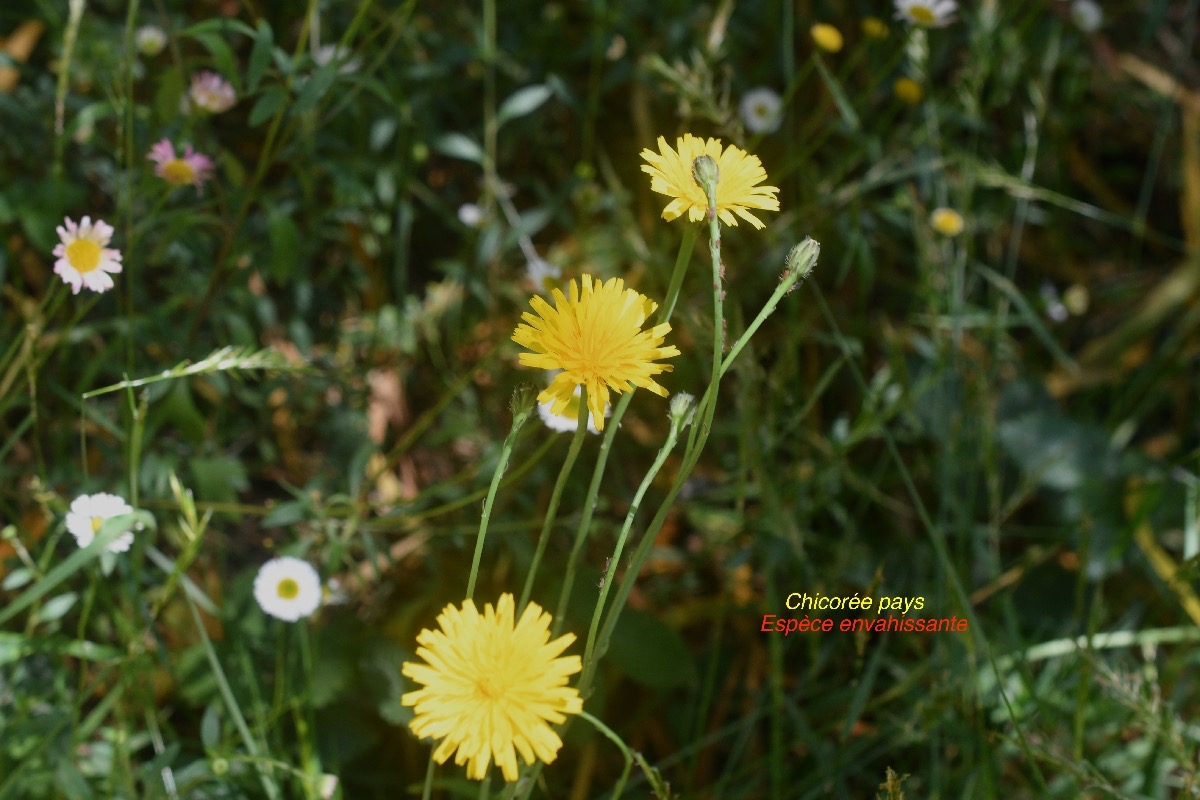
left=519, top=393, right=590, bottom=612
left=580, top=418, right=681, bottom=690
left=552, top=390, right=633, bottom=634
left=466, top=409, right=528, bottom=599
left=578, top=710, right=632, bottom=799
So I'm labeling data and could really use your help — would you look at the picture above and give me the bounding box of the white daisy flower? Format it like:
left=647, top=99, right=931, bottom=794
left=525, top=257, right=561, bottom=295
left=894, top=0, right=957, bottom=27
left=1069, top=0, right=1103, bottom=33
left=65, top=493, right=135, bottom=553
left=135, top=25, right=167, bottom=57
left=739, top=87, right=783, bottom=135
left=253, top=557, right=322, bottom=622
left=52, top=216, right=123, bottom=295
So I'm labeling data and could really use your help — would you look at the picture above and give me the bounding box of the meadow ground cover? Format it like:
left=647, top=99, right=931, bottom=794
left=2, top=0, right=1199, bottom=797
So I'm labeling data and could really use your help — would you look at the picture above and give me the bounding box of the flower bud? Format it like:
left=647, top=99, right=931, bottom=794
left=669, top=392, right=697, bottom=431
left=691, top=155, right=719, bottom=196
left=784, top=237, right=820, bottom=283
left=510, top=384, right=538, bottom=429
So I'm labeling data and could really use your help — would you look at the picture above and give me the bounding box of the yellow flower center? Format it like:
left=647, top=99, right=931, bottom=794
left=66, top=240, right=102, bottom=274
left=162, top=158, right=196, bottom=185
left=90, top=516, right=104, bottom=533
left=276, top=578, right=300, bottom=600
left=474, top=675, right=502, bottom=700
left=909, top=5, right=937, bottom=25
left=754, top=103, right=770, bottom=118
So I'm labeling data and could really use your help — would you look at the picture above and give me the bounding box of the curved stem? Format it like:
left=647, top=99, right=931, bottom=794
left=578, top=710, right=632, bottom=800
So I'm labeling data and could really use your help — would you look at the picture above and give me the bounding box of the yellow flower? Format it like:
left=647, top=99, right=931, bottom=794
left=930, top=207, right=965, bottom=236
left=401, top=594, right=583, bottom=781
left=893, top=77, right=923, bottom=105
left=640, top=134, right=780, bottom=230
left=512, top=275, right=680, bottom=431
left=862, top=17, right=890, bottom=38
left=810, top=23, right=844, bottom=53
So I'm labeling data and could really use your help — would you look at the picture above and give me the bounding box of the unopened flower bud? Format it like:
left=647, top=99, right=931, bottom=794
left=510, top=384, right=538, bottom=429
left=669, top=392, right=697, bottom=431
left=691, top=155, right=719, bottom=195
left=784, top=238, right=820, bottom=284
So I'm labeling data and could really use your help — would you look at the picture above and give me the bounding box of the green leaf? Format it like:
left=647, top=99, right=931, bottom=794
left=248, top=85, right=287, bottom=127
left=189, top=33, right=240, bottom=89
left=497, top=84, right=553, bottom=127
left=201, top=703, right=221, bottom=749
left=604, top=609, right=697, bottom=689
left=55, top=759, right=94, bottom=800
left=246, top=20, right=274, bottom=93
left=293, top=64, right=337, bottom=115
left=190, top=456, right=249, bottom=505
left=180, top=17, right=257, bottom=39
left=36, top=591, right=78, bottom=623
left=433, top=133, right=484, bottom=164
left=1, top=567, right=33, bottom=590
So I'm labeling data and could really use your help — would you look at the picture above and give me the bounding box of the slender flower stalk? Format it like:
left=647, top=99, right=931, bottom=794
left=466, top=387, right=536, bottom=599
left=519, top=390, right=590, bottom=612
left=580, top=394, right=692, bottom=689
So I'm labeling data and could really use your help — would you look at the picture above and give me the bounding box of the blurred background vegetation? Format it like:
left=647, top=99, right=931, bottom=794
left=3, top=0, right=1200, bottom=797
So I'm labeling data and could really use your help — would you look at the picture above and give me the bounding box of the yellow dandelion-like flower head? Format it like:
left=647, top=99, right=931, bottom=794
left=640, top=134, right=780, bottom=230
left=512, top=275, right=680, bottom=431
left=810, top=23, right=844, bottom=53
left=930, top=207, right=965, bottom=237
left=401, top=594, right=584, bottom=782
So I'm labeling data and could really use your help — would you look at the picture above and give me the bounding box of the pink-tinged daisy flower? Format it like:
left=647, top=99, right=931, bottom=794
left=147, top=139, right=215, bottom=192
left=52, top=216, right=123, bottom=295
left=65, top=493, right=135, bottom=553
left=188, top=71, right=236, bottom=114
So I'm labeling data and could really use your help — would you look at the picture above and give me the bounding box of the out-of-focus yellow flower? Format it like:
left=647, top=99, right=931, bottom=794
left=862, top=17, right=890, bottom=39
left=810, top=23, right=844, bottom=53
left=930, top=207, right=965, bottom=237
left=893, top=77, right=924, bottom=105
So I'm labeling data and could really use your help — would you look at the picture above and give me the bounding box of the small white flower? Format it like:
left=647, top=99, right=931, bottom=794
left=188, top=71, right=236, bottom=114
left=52, top=216, right=123, bottom=295
left=525, top=258, right=561, bottom=295
left=65, top=493, right=135, bottom=553
left=739, top=87, right=783, bottom=135
left=135, top=25, right=167, bottom=57
left=894, top=0, right=957, bottom=27
left=253, top=557, right=322, bottom=622
left=1069, top=0, right=1103, bottom=33
left=457, top=203, right=483, bottom=228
